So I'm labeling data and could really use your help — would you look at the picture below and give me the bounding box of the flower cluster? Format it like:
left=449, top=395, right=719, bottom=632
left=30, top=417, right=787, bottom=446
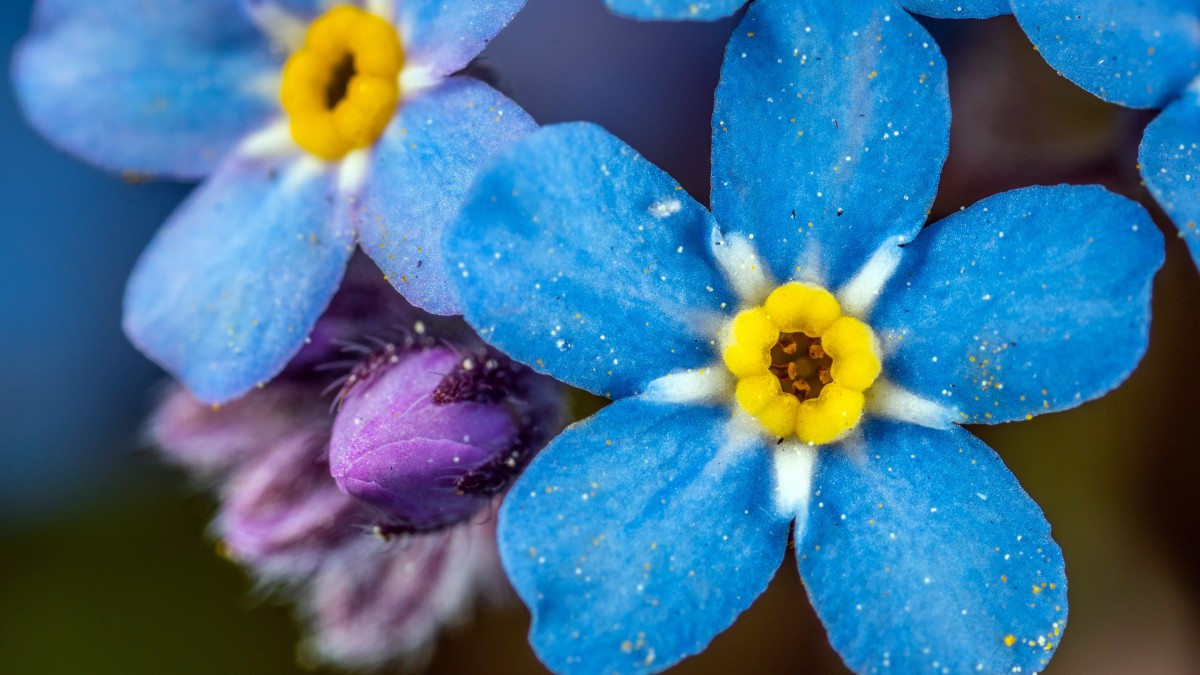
left=151, top=259, right=567, bottom=666
left=12, top=0, right=1179, bottom=674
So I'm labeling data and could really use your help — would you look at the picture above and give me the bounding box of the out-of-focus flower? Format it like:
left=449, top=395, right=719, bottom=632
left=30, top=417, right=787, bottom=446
left=444, top=2, right=1163, bottom=674
left=13, top=0, right=536, bottom=404
left=1005, top=1, right=1200, bottom=268
left=303, top=526, right=509, bottom=667
left=150, top=258, right=567, bottom=666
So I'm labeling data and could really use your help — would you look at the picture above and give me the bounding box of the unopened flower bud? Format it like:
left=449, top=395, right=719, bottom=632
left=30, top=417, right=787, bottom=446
left=329, top=345, right=562, bottom=532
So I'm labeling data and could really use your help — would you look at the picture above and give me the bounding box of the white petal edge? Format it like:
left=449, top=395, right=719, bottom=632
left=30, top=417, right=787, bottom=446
left=710, top=227, right=776, bottom=307
left=836, top=237, right=905, bottom=319
left=773, top=440, right=817, bottom=524
left=246, top=1, right=310, bottom=52
left=399, top=64, right=440, bottom=98
left=642, top=364, right=735, bottom=405
left=239, top=119, right=303, bottom=162
left=366, top=0, right=396, bottom=23
left=866, top=378, right=956, bottom=429
left=337, top=148, right=371, bottom=195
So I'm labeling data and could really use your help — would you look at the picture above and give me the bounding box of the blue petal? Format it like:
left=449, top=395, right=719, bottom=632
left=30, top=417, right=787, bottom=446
left=1011, top=0, right=1200, bottom=108
left=873, top=185, right=1162, bottom=424
left=603, top=0, right=744, bottom=21
left=711, top=0, right=949, bottom=289
left=499, top=398, right=790, bottom=675
left=445, top=123, right=735, bottom=399
left=355, top=77, right=536, bottom=316
left=13, top=0, right=280, bottom=180
left=800, top=420, right=1067, bottom=675
left=396, top=0, right=527, bottom=75
left=124, top=154, right=355, bottom=404
left=241, top=0, right=324, bottom=20
left=1140, top=89, right=1200, bottom=268
left=899, top=0, right=1009, bottom=19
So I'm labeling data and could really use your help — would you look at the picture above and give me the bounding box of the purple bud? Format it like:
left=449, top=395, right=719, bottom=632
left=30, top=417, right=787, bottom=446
left=218, top=429, right=363, bottom=579
left=329, top=345, right=561, bottom=532
left=302, top=517, right=509, bottom=666
left=147, top=255, right=570, bottom=668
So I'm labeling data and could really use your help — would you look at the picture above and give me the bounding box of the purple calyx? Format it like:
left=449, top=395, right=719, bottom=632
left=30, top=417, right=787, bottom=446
left=329, top=344, right=545, bottom=533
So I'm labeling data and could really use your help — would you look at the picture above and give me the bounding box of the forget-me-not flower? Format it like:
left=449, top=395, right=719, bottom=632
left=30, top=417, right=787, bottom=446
left=151, top=257, right=565, bottom=666
left=603, top=0, right=746, bottom=21
left=605, top=1, right=1007, bottom=22
left=13, top=0, right=535, bottom=403
left=1006, top=1, right=1200, bottom=270
left=444, top=1, right=1164, bottom=673
left=898, top=0, right=1009, bottom=19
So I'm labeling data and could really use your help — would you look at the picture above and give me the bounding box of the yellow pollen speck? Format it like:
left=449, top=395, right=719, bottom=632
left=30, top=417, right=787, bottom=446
left=280, top=5, right=403, bottom=160
left=1004, top=635, right=1017, bottom=647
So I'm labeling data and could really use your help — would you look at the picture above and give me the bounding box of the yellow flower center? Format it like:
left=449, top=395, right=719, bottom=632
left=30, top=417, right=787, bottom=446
left=280, top=5, right=404, bottom=160
left=723, top=283, right=882, bottom=445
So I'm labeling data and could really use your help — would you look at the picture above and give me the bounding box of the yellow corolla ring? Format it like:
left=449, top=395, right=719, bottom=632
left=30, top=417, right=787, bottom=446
left=280, top=5, right=404, bottom=160
left=723, top=282, right=882, bottom=445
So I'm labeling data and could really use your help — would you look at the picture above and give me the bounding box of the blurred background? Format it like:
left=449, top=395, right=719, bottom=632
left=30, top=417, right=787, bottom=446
left=2, top=0, right=1199, bottom=672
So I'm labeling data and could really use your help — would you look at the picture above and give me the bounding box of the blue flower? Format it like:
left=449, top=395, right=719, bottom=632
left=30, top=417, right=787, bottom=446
left=444, top=2, right=1163, bottom=673
left=603, top=0, right=746, bottom=21
left=1007, top=0, right=1200, bottom=270
left=898, top=0, right=1009, bottom=19
left=604, top=0, right=1010, bottom=22
left=12, top=0, right=535, bottom=403
left=150, top=257, right=565, bottom=667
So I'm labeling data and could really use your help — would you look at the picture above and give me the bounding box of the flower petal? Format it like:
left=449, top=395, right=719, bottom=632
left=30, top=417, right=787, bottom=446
left=13, top=0, right=280, bottom=179
left=355, top=77, right=536, bottom=315
left=395, top=0, right=527, bottom=75
left=1140, top=89, right=1200, bottom=268
left=499, top=398, right=790, bottom=675
left=873, top=185, right=1162, bottom=425
left=123, top=153, right=355, bottom=404
left=800, top=420, right=1068, bottom=675
left=1011, top=0, right=1200, bottom=108
left=603, top=0, right=745, bottom=21
left=898, top=0, right=1009, bottom=19
left=711, top=0, right=949, bottom=289
left=445, top=123, right=734, bottom=399
left=242, top=0, right=325, bottom=20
